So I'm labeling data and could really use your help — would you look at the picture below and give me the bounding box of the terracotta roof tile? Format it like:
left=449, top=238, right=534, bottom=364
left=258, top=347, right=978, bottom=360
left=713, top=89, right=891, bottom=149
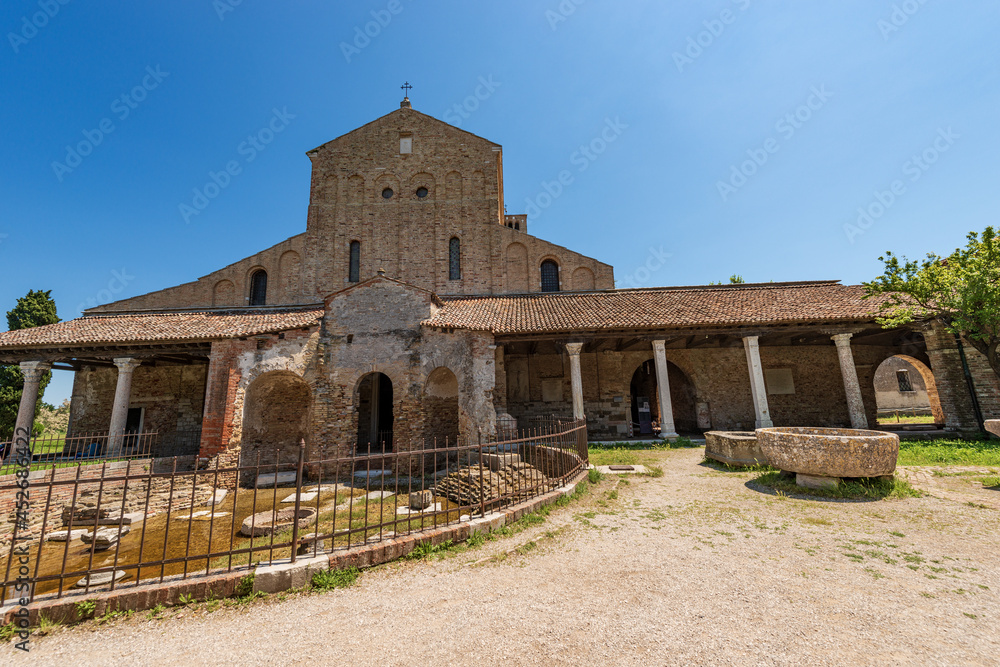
left=423, top=281, right=885, bottom=334
left=0, top=308, right=324, bottom=349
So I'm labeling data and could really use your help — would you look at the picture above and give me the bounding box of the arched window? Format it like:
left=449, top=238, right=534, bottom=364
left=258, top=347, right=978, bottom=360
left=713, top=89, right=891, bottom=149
left=349, top=241, right=360, bottom=283
left=249, top=270, right=267, bottom=306
left=540, top=260, right=560, bottom=292
left=449, top=237, right=461, bottom=281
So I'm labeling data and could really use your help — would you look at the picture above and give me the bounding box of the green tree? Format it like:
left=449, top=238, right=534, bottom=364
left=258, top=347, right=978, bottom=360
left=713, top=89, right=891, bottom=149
left=709, top=275, right=747, bottom=285
left=864, top=227, right=1000, bottom=379
left=0, top=290, right=60, bottom=436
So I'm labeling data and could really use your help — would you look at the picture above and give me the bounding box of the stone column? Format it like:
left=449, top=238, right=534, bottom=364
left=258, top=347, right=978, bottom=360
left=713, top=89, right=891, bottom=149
left=12, top=361, right=51, bottom=449
left=107, top=358, right=142, bottom=456
left=832, top=333, right=868, bottom=429
left=742, top=336, right=774, bottom=428
left=651, top=340, right=678, bottom=438
left=565, top=343, right=585, bottom=421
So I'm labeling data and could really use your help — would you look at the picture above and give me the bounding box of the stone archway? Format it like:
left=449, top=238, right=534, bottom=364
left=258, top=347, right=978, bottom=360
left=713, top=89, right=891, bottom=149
left=357, top=372, right=394, bottom=453
left=873, top=354, right=945, bottom=425
left=424, top=367, right=459, bottom=446
left=240, top=371, right=311, bottom=467
left=629, top=360, right=698, bottom=436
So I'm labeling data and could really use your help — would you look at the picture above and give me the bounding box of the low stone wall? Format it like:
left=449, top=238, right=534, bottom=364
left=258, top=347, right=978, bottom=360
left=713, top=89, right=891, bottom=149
left=519, top=444, right=585, bottom=480
left=704, top=431, right=766, bottom=467
left=2, top=468, right=589, bottom=626
left=0, top=457, right=216, bottom=546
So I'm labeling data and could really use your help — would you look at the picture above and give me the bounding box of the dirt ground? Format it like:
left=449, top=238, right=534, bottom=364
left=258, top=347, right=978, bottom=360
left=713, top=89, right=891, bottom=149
left=7, top=447, right=1000, bottom=666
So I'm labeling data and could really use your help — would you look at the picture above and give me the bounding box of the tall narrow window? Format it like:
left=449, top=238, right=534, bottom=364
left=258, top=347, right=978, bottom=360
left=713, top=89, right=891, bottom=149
left=896, top=369, right=913, bottom=392
left=249, top=270, right=267, bottom=306
left=449, top=237, right=461, bottom=280
left=540, top=260, right=560, bottom=292
left=349, top=241, right=360, bottom=283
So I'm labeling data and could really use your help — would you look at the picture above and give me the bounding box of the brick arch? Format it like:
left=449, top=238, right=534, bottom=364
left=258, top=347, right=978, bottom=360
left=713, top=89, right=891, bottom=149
left=873, top=353, right=945, bottom=424
left=212, top=279, right=236, bottom=307
left=424, top=366, right=459, bottom=446
left=240, top=370, right=312, bottom=468
left=245, top=265, right=268, bottom=306
left=627, top=356, right=700, bottom=435
left=505, top=242, right=528, bottom=292
left=409, top=172, right=435, bottom=198
left=374, top=173, right=399, bottom=201
left=571, top=266, right=595, bottom=291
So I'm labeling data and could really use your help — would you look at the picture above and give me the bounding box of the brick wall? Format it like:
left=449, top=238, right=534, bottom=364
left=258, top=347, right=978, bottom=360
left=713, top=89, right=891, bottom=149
left=70, top=364, right=207, bottom=439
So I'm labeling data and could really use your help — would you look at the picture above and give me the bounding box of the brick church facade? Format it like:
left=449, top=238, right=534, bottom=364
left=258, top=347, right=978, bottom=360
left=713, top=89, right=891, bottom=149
left=1, top=99, right=996, bottom=465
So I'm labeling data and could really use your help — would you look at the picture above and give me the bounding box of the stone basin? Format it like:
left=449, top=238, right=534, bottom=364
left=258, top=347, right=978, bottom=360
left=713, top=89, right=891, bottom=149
left=239, top=507, right=317, bottom=537
left=704, top=431, right=765, bottom=467
left=985, top=420, right=1000, bottom=437
left=756, top=427, right=899, bottom=488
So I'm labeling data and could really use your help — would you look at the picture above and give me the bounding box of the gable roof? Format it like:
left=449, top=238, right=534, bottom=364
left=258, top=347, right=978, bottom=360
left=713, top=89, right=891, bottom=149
left=422, top=281, right=887, bottom=335
left=323, top=273, right=444, bottom=307
left=307, top=105, right=500, bottom=155
left=0, top=308, right=324, bottom=350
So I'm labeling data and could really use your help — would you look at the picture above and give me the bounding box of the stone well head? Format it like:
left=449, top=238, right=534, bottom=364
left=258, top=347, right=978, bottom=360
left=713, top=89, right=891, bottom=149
left=755, top=427, right=900, bottom=478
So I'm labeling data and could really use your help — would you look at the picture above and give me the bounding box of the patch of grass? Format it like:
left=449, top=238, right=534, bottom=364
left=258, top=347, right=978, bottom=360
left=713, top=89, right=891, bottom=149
left=754, top=471, right=923, bottom=501
left=864, top=567, right=885, bottom=580
left=889, top=530, right=906, bottom=538
left=803, top=516, right=832, bottom=526
left=898, top=437, right=1000, bottom=467
left=0, top=623, right=18, bottom=642
left=35, top=613, right=62, bottom=636
left=146, top=603, right=166, bottom=620
left=178, top=593, right=195, bottom=606
left=979, top=475, right=1000, bottom=488
left=406, top=539, right=455, bottom=560
left=964, top=612, right=978, bottom=619
left=643, top=465, right=664, bottom=478
left=311, top=566, right=360, bottom=591
left=588, top=468, right=604, bottom=484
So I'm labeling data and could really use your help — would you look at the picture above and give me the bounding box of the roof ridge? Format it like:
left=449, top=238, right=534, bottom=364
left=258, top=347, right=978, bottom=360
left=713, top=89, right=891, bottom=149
left=440, top=280, right=848, bottom=301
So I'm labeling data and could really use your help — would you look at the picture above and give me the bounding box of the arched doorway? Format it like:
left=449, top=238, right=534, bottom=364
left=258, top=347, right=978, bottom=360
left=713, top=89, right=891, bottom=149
left=357, top=372, right=393, bottom=453
left=629, top=360, right=699, bottom=436
left=241, top=371, right=311, bottom=467
left=424, top=367, right=459, bottom=446
left=873, top=355, right=945, bottom=426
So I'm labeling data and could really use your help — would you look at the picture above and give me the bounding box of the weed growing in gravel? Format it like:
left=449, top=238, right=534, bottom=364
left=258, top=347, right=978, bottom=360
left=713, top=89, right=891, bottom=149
left=74, top=599, right=97, bottom=619
left=311, top=567, right=360, bottom=591
left=753, top=472, right=923, bottom=501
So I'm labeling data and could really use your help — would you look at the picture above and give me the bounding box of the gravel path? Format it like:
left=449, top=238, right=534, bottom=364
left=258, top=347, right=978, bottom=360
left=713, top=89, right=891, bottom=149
left=8, top=448, right=1000, bottom=666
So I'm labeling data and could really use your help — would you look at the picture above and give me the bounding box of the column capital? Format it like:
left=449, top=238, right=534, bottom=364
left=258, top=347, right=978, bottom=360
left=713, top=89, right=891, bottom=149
left=113, top=357, right=143, bottom=372
left=742, top=335, right=760, bottom=347
left=19, top=360, right=51, bottom=382
left=831, top=333, right=853, bottom=347
left=564, top=342, right=584, bottom=356
left=651, top=339, right=666, bottom=353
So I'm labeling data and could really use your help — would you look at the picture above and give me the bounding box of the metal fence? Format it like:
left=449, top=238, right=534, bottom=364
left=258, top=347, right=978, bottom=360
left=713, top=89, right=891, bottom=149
left=1, top=418, right=587, bottom=604
left=0, top=430, right=203, bottom=476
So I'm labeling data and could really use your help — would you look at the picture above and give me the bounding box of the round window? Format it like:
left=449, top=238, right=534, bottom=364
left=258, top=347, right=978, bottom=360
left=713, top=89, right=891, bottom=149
left=416, top=187, right=429, bottom=198
left=381, top=188, right=394, bottom=199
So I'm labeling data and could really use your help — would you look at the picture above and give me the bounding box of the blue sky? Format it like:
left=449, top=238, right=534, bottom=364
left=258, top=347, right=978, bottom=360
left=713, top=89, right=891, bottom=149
left=2, top=0, right=998, bottom=404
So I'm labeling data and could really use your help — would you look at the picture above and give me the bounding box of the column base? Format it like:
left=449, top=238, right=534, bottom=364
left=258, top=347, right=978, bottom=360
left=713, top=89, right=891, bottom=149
left=756, top=419, right=774, bottom=429
left=659, top=432, right=679, bottom=441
